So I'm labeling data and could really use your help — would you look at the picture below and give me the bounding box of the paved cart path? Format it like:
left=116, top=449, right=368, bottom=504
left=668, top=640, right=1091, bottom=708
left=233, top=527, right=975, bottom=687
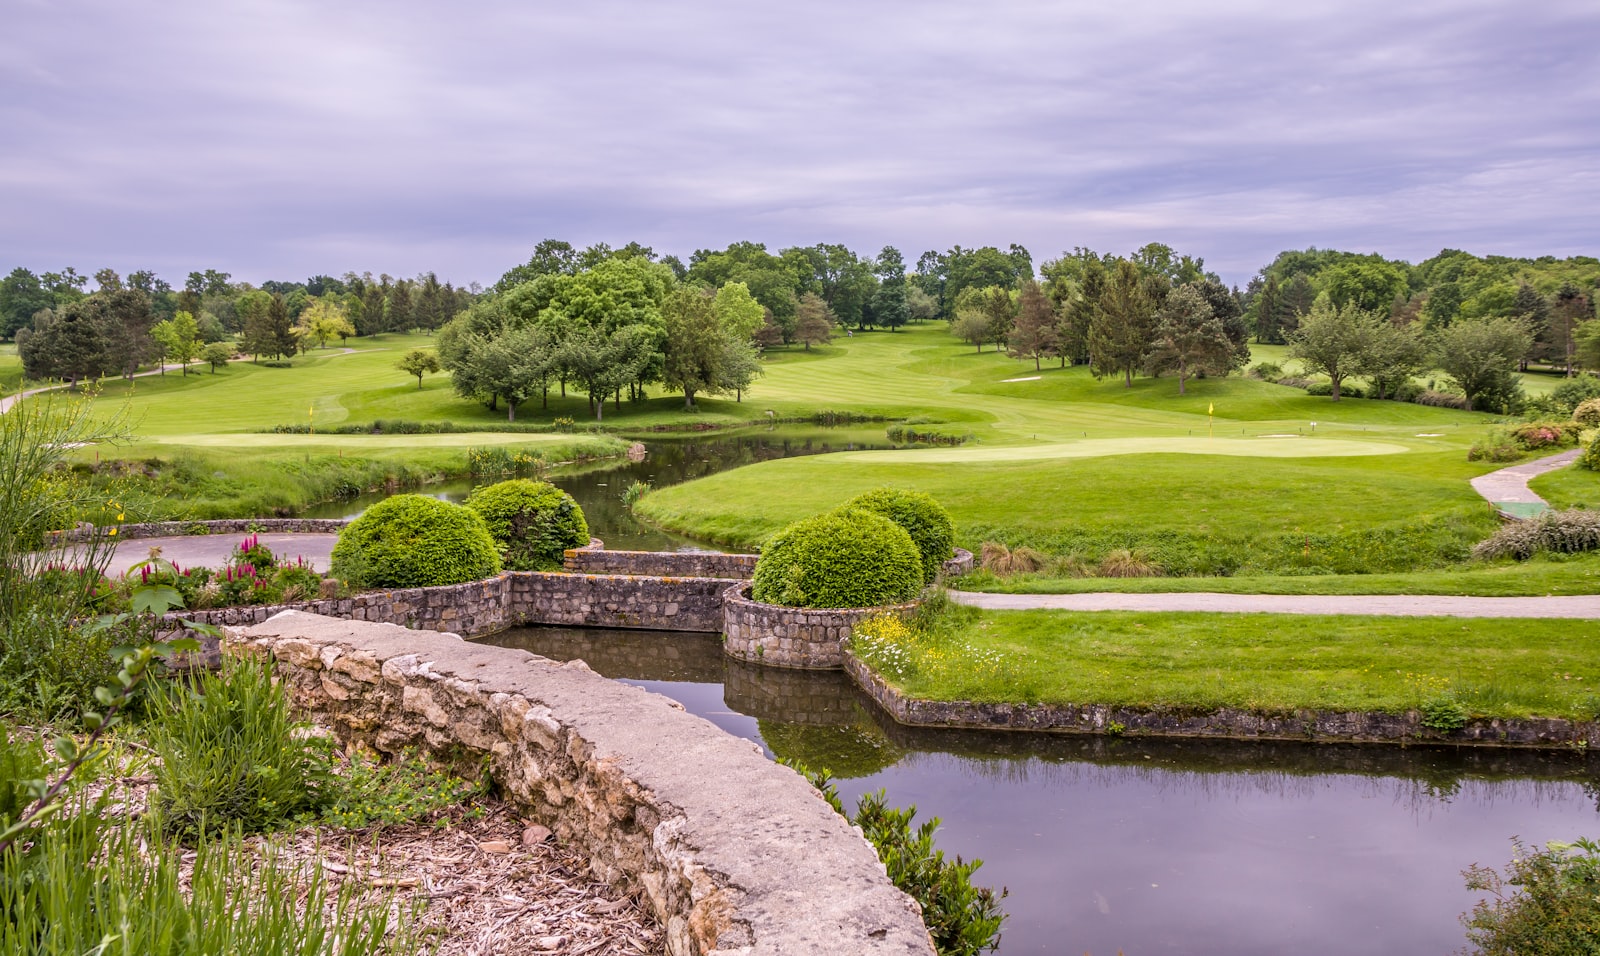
left=104, top=533, right=340, bottom=575
left=1469, top=448, right=1581, bottom=517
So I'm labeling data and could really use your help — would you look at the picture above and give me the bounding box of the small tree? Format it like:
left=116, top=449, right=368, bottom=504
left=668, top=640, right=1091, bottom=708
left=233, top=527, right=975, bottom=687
left=1006, top=281, right=1058, bottom=369
left=1436, top=315, right=1534, bottom=412
left=396, top=348, right=441, bottom=389
left=200, top=341, right=233, bottom=373
left=1144, top=284, right=1231, bottom=395
left=151, top=310, right=202, bottom=376
left=1355, top=321, right=1428, bottom=399
left=297, top=298, right=355, bottom=349
left=794, top=292, right=835, bottom=351
left=1288, top=294, right=1372, bottom=401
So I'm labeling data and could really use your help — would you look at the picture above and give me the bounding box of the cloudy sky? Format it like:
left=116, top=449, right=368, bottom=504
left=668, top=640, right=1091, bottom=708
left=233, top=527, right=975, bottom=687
left=3, top=0, right=1596, bottom=287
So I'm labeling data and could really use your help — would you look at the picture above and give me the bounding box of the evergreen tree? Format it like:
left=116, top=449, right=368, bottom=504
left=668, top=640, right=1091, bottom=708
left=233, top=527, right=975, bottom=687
left=269, top=293, right=298, bottom=358
left=794, top=293, right=835, bottom=351
left=1144, top=284, right=1232, bottom=394
left=1006, top=281, right=1058, bottom=369
left=1087, top=260, right=1154, bottom=386
left=1253, top=274, right=1283, bottom=344
left=873, top=246, right=909, bottom=331
left=386, top=280, right=415, bottom=333
left=0, top=268, right=52, bottom=340
left=18, top=300, right=109, bottom=387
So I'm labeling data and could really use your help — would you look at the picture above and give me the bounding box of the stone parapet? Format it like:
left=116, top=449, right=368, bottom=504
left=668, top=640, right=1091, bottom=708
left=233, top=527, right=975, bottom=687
left=564, top=547, right=759, bottom=580
left=232, top=612, right=935, bottom=956
left=722, top=585, right=919, bottom=670
left=941, top=548, right=974, bottom=578
left=509, top=572, right=740, bottom=633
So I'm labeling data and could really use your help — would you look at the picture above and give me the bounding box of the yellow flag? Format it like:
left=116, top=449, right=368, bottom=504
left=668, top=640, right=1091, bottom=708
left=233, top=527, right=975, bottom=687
left=1208, top=402, right=1214, bottom=416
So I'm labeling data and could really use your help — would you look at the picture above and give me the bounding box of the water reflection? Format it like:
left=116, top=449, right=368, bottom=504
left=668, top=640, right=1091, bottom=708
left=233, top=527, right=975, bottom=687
left=480, top=625, right=1600, bottom=955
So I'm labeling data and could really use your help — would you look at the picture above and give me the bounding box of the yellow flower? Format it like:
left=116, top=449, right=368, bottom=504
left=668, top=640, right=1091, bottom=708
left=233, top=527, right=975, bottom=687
left=108, top=527, right=118, bottom=537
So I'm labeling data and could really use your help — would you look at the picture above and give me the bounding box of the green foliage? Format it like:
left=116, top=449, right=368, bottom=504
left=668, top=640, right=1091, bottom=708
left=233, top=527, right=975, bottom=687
left=886, top=424, right=973, bottom=446
left=621, top=479, right=651, bottom=508
left=465, top=479, right=590, bottom=571
left=1511, top=421, right=1583, bottom=450
left=1573, top=396, right=1600, bottom=427
left=1467, top=427, right=1523, bottom=463
left=331, top=494, right=501, bottom=589
left=1554, top=380, right=1600, bottom=418
left=0, top=608, right=121, bottom=720
left=783, top=762, right=1006, bottom=955
left=1420, top=697, right=1469, bottom=731
left=317, top=749, right=486, bottom=829
left=843, top=488, right=956, bottom=583
left=0, top=810, right=414, bottom=956
left=148, top=658, right=331, bottom=838
left=751, top=508, right=923, bottom=608
left=466, top=445, right=550, bottom=478
left=1472, top=510, right=1600, bottom=561
left=1462, top=837, right=1600, bottom=956
left=1580, top=434, right=1600, bottom=472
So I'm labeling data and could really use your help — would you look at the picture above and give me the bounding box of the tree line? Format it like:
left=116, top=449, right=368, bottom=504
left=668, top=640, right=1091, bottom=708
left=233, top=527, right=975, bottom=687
left=0, top=267, right=476, bottom=386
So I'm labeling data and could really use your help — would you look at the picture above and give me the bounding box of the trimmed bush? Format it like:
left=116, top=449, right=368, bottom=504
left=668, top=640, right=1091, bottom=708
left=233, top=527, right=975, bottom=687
left=1472, top=509, right=1600, bottom=561
left=1573, top=397, right=1600, bottom=427
left=465, top=479, right=589, bottom=571
left=752, top=508, right=923, bottom=608
left=1510, top=421, right=1581, bottom=450
left=844, top=488, right=956, bottom=582
left=330, top=494, right=501, bottom=589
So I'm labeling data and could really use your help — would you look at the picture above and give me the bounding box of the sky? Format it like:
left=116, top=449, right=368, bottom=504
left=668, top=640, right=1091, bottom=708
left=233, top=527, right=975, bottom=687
left=3, top=0, right=1597, bottom=288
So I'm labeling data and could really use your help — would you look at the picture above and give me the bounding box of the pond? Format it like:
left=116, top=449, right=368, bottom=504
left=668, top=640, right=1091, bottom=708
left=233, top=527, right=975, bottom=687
left=301, top=424, right=892, bottom=551
left=478, top=625, right=1600, bottom=956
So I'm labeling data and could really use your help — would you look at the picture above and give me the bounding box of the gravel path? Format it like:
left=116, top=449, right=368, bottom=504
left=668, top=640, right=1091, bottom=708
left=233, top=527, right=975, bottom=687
left=1469, top=448, right=1580, bottom=513
left=949, top=590, right=1600, bottom=618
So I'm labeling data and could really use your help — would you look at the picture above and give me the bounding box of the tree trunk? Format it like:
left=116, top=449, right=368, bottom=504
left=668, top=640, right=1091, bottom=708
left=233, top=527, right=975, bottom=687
left=1034, top=355, right=1041, bottom=370
left=614, top=389, right=621, bottom=413
left=684, top=389, right=695, bottom=411
left=1124, top=368, right=1132, bottom=388
left=1331, top=376, right=1342, bottom=401
left=507, top=400, right=516, bottom=422
left=560, top=377, right=566, bottom=398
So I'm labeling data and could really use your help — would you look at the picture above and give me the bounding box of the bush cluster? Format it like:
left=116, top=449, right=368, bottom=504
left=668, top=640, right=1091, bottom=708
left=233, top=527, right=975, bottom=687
left=844, top=488, right=956, bottom=583
left=1462, top=837, right=1600, bottom=956
left=752, top=508, right=923, bottom=608
left=1572, top=396, right=1600, bottom=427
left=1510, top=421, right=1582, bottom=450
left=331, top=494, right=501, bottom=589
left=465, top=479, right=590, bottom=571
left=1472, top=509, right=1600, bottom=561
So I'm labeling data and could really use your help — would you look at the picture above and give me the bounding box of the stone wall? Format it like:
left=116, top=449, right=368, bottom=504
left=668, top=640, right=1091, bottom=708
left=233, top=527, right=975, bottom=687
left=722, top=584, right=920, bottom=670
left=233, top=612, right=935, bottom=956
left=564, top=547, right=759, bottom=580
left=942, top=548, right=974, bottom=578
left=54, top=517, right=349, bottom=543
left=509, top=573, right=739, bottom=633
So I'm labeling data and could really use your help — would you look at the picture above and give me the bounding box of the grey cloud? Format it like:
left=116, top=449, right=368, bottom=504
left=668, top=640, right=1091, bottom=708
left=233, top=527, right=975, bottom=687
left=1, top=0, right=1596, bottom=286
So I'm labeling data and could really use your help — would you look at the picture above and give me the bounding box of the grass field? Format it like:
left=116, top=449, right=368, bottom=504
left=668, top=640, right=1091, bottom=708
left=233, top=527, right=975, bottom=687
left=635, top=324, right=1518, bottom=575
left=853, top=607, right=1600, bottom=719
left=1528, top=461, right=1600, bottom=510
left=0, top=344, right=20, bottom=394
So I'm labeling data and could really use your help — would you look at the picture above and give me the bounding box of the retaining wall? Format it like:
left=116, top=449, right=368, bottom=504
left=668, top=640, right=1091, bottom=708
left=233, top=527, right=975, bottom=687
left=565, top=547, right=760, bottom=580
left=722, top=584, right=920, bottom=670
left=232, top=611, right=934, bottom=956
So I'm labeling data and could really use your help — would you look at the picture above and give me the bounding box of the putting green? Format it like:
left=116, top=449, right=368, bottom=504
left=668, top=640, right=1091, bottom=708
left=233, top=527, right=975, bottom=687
left=839, top=436, right=1409, bottom=464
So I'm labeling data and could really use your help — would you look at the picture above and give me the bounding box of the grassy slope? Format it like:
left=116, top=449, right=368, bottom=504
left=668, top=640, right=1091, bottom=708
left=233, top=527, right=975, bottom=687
left=1529, top=461, right=1600, bottom=510
left=71, top=335, right=626, bottom=518
left=638, top=324, right=1507, bottom=573
left=859, top=609, right=1600, bottom=719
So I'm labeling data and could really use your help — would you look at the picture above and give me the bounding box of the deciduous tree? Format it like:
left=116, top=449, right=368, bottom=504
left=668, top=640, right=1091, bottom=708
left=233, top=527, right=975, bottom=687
left=1435, top=315, right=1534, bottom=412
left=1288, top=294, right=1372, bottom=401
left=151, top=310, right=202, bottom=376
left=1006, top=281, right=1058, bottom=369
left=396, top=348, right=441, bottom=389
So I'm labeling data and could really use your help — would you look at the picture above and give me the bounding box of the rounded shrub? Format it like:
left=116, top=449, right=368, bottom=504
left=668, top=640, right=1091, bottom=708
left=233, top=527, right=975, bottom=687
left=331, top=494, right=501, bottom=589
left=843, top=488, right=956, bottom=582
left=751, top=508, right=923, bottom=609
left=464, top=479, right=589, bottom=571
left=1573, top=397, right=1600, bottom=427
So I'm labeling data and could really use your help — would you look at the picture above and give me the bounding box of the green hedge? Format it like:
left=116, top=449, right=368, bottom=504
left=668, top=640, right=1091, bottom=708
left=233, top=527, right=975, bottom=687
left=844, top=488, right=956, bottom=583
left=465, top=479, right=589, bottom=571
left=752, top=508, right=922, bottom=608
left=331, top=494, right=501, bottom=588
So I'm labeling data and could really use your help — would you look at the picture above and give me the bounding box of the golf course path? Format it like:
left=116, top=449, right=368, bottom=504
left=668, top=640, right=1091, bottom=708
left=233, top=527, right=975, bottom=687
left=1469, top=448, right=1581, bottom=517
left=105, top=533, right=340, bottom=575
left=949, top=590, right=1600, bottom=618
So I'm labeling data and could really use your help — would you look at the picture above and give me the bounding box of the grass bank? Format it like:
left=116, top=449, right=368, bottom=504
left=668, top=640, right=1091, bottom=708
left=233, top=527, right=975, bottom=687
left=70, top=434, right=625, bottom=520
left=1529, top=461, right=1600, bottom=511
left=852, top=608, right=1600, bottom=720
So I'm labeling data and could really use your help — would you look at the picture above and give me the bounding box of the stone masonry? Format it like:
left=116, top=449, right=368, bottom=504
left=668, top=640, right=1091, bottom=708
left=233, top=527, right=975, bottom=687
left=233, top=611, right=935, bottom=956
left=722, top=584, right=921, bottom=670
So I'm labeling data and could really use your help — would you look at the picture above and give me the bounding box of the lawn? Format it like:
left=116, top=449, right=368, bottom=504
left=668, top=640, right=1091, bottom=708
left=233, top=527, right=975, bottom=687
left=0, top=343, right=20, bottom=394
left=853, top=608, right=1600, bottom=720
left=635, top=325, right=1510, bottom=575
left=1528, top=461, right=1600, bottom=510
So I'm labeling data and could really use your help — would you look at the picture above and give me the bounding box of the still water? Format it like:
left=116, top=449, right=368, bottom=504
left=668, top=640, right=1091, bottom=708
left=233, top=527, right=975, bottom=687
left=302, top=425, right=891, bottom=551
left=478, top=625, right=1600, bottom=956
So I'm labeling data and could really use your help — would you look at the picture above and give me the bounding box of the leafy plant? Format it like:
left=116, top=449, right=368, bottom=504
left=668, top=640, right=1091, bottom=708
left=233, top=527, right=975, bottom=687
left=331, top=493, right=501, bottom=588
left=1473, top=509, right=1600, bottom=561
left=783, top=761, right=1005, bottom=956
left=621, top=479, right=652, bottom=509
left=148, top=657, right=331, bottom=838
left=465, top=478, right=589, bottom=571
left=1462, top=837, right=1600, bottom=956
left=316, top=748, right=487, bottom=829
left=751, top=508, right=923, bottom=608
left=1420, top=697, right=1469, bottom=732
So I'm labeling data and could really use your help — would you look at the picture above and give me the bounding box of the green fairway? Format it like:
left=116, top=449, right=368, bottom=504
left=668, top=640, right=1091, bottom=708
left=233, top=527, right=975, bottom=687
left=852, top=608, right=1600, bottom=720
left=841, top=435, right=1407, bottom=463
left=0, top=344, right=20, bottom=393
